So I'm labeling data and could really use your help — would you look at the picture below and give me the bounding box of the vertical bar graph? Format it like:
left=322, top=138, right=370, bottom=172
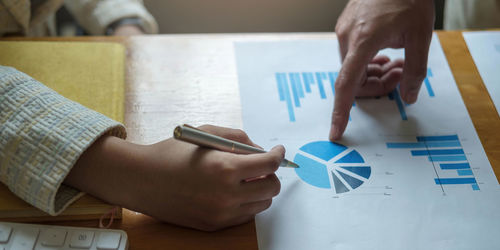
left=276, top=73, right=295, bottom=122
left=276, top=71, right=338, bottom=122
left=275, top=68, right=435, bottom=122
left=315, top=72, right=327, bottom=99
left=387, top=134, right=479, bottom=192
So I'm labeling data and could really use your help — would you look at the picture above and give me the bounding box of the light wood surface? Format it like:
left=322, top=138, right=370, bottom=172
left=2, top=31, right=499, bottom=250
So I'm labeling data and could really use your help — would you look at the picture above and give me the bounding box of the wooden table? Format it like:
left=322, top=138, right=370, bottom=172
left=4, top=31, right=500, bottom=249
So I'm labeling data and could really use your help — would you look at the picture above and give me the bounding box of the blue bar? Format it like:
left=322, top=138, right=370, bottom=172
left=276, top=73, right=296, bottom=122
left=440, top=163, right=470, bottom=170
left=391, top=89, right=407, bottom=120
left=302, top=72, right=314, bottom=93
left=429, top=155, right=467, bottom=162
left=289, top=74, right=301, bottom=107
left=289, top=73, right=304, bottom=98
left=277, top=73, right=285, bottom=101
left=411, top=149, right=464, bottom=156
left=457, top=169, right=473, bottom=176
left=424, top=78, right=435, bottom=97
left=426, top=141, right=462, bottom=147
left=424, top=68, right=435, bottom=97
left=435, top=178, right=476, bottom=185
left=315, top=72, right=327, bottom=99
left=417, top=135, right=459, bottom=141
left=328, top=72, right=337, bottom=96
left=472, top=184, right=480, bottom=190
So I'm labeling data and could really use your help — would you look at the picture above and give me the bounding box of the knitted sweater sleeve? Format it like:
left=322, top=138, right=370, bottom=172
left=0, top=66, right=126, bottom=215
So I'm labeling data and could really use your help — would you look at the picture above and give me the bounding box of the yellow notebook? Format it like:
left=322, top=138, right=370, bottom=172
left=0, top=41, right=125, bottom=221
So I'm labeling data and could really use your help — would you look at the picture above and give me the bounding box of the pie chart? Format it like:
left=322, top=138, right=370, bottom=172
left=294, top=141, right=371, bottom=193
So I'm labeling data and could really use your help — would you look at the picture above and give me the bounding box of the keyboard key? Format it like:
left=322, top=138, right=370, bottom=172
left=0, top=222, right=127, bottom=250
left=0, top=224, right=12, bottom=243
left=96, top=232, right=121, bottom=250
left=70, top=231, right=94, bottom=249
left=40, top=228, right=67, bottom=247
left=11, top=228, right=39, bottom=250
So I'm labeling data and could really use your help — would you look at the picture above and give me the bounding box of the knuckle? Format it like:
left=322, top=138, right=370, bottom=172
left=267, top=155, right=282, bottom=172
left=219, top=165, right=238, bottom=183
left=207, top=156, right=224, bottom=172
left=198, top=124, right=213, bottom=131
left=272, top=154, right=282, bottom=167
left=335, top=23, right=347, bottom=39
left=211, top=159, right=237, bottom=183
left=232, top=129, right=250, bottom=142
left=334, top=75, right=352, bottom=93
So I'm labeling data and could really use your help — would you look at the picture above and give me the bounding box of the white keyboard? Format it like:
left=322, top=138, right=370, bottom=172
left=0, top=222, right=128, bottom=250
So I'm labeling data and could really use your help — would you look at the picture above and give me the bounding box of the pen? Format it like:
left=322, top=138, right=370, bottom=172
left=173, top=124, right=299, bottom=168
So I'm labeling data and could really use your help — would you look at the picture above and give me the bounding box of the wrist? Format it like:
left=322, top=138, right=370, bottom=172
left=64, top=135, right=147, bottom=207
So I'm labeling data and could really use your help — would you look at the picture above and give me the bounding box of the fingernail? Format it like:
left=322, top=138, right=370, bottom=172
left=272, top=144, right=285, bottom=152
left=329, top=127, right=341, bottom=141
left=405, top=91, right=418, bottom=104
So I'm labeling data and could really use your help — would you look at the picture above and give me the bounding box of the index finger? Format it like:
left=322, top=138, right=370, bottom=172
left=330, top=48, right=377, bottom=141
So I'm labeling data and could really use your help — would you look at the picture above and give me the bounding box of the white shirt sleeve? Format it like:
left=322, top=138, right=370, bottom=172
left=64, top=0, right=158, bottom=35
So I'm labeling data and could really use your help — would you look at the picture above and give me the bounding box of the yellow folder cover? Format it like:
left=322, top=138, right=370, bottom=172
left=0, top=41, right=125, bottom=221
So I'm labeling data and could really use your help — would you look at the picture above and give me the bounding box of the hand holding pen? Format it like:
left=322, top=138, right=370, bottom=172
left=150, top=124, right=285, bottom=230
left=174, top=124, right=299, bottom=168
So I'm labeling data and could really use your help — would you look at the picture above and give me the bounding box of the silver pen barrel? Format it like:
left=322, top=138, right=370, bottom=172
left=173, top=125, right=299, bottom=168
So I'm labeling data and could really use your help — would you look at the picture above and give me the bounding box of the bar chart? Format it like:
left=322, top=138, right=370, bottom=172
left=276, top=68, right=435, bottom=122
left=386, top=134, right=479, bottom=191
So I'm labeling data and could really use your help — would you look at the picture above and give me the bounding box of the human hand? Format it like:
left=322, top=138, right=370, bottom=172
left=112, top=24, right=144, bottom=36
left=330, top=0, right=435, bottom=140
left=65, top=125, right=284, bottom=231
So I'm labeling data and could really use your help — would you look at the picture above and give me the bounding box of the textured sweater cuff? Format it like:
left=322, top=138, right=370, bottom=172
left=0, top=66, right=127, bottom=216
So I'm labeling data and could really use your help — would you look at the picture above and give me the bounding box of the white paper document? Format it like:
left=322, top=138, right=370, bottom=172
left=234, top=34, right=500, bottom=250
left=463, top=31, right=500, bottom=116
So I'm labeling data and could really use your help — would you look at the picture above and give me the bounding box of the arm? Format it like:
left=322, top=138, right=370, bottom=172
left=0, top=66, right=283, bottom=230
left=0, top=66, right=126, bottom=215
left=330, top=0, right=435, bottom=140
left=63, top=0, right=159, bottom=35
left=65, top=125, right=284, bottom=231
